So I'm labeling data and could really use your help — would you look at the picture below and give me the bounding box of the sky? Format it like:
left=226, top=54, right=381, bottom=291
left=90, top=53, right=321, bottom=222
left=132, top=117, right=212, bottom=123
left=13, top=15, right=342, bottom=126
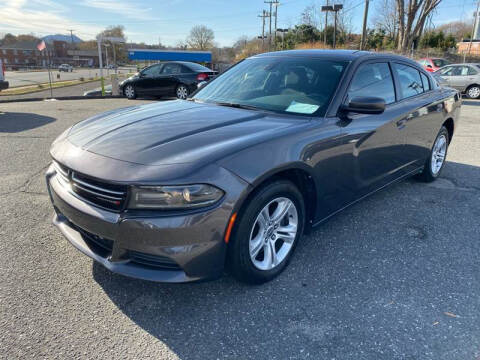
left=0, top=0, right=476, bottom=47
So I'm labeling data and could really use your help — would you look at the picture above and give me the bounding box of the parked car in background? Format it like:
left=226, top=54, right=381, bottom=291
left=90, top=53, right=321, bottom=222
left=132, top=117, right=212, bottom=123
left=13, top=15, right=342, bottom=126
left=47, top=50, right=461, bottom=284
left=418, top=58, right=450, bottom=72
left=435, top=63, right=480, bottom=99
left=0, top=59, right=8, bottom=91
left=119, top=61, right=217, bottom=100
left=59, top=64, right=73, bottom=72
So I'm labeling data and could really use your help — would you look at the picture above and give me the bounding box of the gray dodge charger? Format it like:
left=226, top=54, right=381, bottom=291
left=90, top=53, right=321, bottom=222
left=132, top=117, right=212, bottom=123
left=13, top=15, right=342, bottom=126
left=46, top=50, right=461, bottom=284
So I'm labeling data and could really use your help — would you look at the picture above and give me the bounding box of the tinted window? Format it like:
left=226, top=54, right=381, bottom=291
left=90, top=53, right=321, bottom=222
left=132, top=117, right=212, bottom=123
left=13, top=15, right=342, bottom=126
left=393, top=63, right=424, bottom=99
left=161, top=63, right=182, bottom=74
left=347, top=62, right=396, bottom=104
left=185, top=62, right=212, bottom=72
left=438, top=66, right=453, bottom=75
left=420, top=72, right=431, bottom=91
left=181, top=65, right=193, bottom=73
left=141, top=64, right=161, bottom=77
left=467, top=66, right=478, bottom=75
left=433, top=59, right=449, bottom=67
left=194, top=57, right=348, bottom=116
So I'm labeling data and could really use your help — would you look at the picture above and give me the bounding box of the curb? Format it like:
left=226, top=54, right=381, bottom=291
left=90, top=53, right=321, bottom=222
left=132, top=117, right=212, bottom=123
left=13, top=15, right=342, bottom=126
left=0, top=95, right=124, bottom=104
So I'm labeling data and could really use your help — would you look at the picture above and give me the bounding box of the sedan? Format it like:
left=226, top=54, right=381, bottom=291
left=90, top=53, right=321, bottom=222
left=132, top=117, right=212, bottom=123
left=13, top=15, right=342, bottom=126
left=119, top=61, right=217, bottom=100
left=58, top=64, right=73, bottom=72
left=47, top=50, right=461, bottom=284
left=418, top=57, right=450, bottom=72
left=436, top=63, right=480, bottom=99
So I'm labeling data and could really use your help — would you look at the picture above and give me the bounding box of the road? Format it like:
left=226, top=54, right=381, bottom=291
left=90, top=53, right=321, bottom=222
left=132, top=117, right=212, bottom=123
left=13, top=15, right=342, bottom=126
left=0, top=99, right=479, bottom=359
left=5, top=67, right=134, bottom=87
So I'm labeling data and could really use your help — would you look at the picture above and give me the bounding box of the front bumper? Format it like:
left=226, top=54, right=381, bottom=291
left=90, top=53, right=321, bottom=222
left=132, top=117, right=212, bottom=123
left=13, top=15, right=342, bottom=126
left=46, top=164, right=242, bottom=283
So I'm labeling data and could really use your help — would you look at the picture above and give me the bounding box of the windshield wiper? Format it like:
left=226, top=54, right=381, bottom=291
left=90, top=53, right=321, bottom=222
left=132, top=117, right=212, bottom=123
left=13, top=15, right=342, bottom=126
left=214, top=102, right=259, bottom=110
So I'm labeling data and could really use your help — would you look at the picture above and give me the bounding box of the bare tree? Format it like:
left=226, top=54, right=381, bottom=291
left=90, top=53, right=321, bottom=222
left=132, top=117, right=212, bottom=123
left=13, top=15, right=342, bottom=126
left=186, top=25, right=215, bottom=50
left=372, top=0, right=398, bottom=40
left=396, top=0, right=443, bottom=52
left=300, top=5, right=318, bottom=27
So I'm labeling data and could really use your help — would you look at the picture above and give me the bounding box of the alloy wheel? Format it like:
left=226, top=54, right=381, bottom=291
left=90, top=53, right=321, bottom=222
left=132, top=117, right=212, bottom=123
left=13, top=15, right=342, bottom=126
left=431, top=134, right=447, bottom=175
left=249, top=197, right=298, bottom=271
left=124, top=85, right=135, bottom=99
left=176, top=85, right=188, bottom=99
left=467, top=86, right=480, bottom=99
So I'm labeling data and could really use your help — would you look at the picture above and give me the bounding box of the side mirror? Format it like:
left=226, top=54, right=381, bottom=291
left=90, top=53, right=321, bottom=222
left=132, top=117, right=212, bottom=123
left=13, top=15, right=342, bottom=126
left=197, top=81, right=207, bottom=89
left=339, top=96, right=386, bottom=115
left=426, top=64, right=433, bottom=68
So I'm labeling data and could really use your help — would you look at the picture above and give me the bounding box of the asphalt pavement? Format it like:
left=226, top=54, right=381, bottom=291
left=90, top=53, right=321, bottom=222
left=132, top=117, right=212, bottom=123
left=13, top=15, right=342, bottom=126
left=0, top=99, right=479, bottom=359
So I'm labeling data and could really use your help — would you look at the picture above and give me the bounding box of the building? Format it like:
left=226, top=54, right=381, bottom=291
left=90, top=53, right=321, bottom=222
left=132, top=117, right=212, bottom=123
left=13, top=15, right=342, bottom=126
left=66, top=49, right=99, bottom=67
left=0, top=41, right=53, bottom=68
left=457, top=40, right=480, bottom=56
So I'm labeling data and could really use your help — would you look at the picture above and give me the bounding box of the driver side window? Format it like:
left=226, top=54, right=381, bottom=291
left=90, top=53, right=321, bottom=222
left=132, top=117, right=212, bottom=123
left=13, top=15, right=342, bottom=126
left=141, top=64, right=161, bottom=77
left=347, top=62, right=396, bottom=104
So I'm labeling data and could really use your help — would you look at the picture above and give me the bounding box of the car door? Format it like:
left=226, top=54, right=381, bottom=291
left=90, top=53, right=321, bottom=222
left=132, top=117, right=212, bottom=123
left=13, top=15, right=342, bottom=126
left=156, top=63, right=182, bottom=96
left=437, top=65, right=459, bottom=89
left=135, top=64, right=162, bottom=95
left=449, top=65, right=477, bottom=92
left=391, top=62, right=445, bottom=168
left=339, top=61, right=408, bottom=196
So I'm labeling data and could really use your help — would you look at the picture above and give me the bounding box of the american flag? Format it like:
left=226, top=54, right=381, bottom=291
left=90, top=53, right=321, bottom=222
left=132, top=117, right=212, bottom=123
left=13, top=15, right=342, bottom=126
left=37, top=40, right=46, bottom=51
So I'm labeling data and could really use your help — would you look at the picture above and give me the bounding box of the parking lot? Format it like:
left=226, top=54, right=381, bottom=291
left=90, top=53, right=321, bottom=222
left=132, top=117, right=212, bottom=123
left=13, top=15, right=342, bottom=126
left=0, top=98, right=479, bottom=359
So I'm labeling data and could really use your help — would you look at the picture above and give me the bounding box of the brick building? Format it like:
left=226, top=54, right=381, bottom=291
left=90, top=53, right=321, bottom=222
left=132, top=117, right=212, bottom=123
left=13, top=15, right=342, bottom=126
left=0, top=40, right=70, bottom=69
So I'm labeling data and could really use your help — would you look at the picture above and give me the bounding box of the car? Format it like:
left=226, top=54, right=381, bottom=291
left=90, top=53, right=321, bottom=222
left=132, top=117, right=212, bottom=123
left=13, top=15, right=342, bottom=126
left=119, top=61, right=217, bottom=100
left=46, top=50, right=461, bottom=284
left=435, top=63, right=480, bottom=99
left=83, top=84, right=112, bottom=97
left=58, top=64, right=73, bottom=72
left=418, top=57, right=450, bottom=72
left=0, top=59, right=8, bottom=91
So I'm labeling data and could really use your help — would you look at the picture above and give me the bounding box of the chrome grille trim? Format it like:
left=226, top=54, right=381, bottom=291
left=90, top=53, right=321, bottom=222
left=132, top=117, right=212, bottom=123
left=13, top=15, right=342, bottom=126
left=71, top=174, right=125, bottom=196
left=71, top=182, right=124, bottom=201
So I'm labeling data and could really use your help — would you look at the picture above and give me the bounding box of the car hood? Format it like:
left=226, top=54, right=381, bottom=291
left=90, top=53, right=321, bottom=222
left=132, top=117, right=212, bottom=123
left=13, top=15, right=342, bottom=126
left=61, top=100, right=309, bottom=166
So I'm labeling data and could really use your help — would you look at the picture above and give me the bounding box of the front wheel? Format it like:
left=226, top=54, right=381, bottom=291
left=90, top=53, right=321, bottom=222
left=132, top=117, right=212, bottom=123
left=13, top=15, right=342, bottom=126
left=176, top=84, right=189, bottom=99
left=416, top=126, right=449, bottom=182
left=124, top=84, right=136, bottom=99
left=228, top=180, right=305, bottom=284
left=466, top=85, right=480, bottom=99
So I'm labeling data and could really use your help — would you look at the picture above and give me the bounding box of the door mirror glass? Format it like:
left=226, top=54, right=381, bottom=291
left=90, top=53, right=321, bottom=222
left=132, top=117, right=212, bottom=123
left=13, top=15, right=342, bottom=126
left=340, top=96, right=386, bottom=115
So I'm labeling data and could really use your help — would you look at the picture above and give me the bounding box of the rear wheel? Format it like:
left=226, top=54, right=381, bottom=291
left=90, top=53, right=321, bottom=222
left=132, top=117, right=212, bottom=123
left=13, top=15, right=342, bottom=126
left=466, top=85, right=480, bottom=99
left=228, top=180, right=305, bottom=284
left=176, top=84, right=189, bottom=99
left=124, top=84, right=136, bottom=99
left=416, top=126, right=449, bottom=182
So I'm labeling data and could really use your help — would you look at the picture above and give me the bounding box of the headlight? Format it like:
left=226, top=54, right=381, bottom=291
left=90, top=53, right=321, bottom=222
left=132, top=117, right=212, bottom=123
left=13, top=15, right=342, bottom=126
left=128, top=184, right=224, bottom=210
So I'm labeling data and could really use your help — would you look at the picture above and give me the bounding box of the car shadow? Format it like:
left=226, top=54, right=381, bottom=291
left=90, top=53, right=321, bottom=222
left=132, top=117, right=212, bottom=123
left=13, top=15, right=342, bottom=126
left=92, top=161, right=480, bottom=359
left=0, top=111, right=56, bottom=133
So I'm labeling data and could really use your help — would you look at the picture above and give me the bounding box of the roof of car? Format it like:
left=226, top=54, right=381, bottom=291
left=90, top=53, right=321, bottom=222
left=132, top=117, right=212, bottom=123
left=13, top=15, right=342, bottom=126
left=253, top=49, right=416, bottom=63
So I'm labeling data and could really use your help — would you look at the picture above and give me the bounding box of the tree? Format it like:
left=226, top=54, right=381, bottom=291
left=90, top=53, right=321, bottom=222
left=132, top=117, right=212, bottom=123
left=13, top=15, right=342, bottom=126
left=396, top=0, right=443, bottom=52
left=371, top=0, right=398, bottom=44
left=186, top=25, right=214, bottom=50
left=1, top=33, right=18, bottom=45
left=300, top=5, right=318, bottom=27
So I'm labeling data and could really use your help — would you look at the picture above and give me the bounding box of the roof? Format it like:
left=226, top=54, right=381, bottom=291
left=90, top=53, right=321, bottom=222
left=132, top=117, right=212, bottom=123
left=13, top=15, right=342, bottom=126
left=0, top=41, right=39, bottom=50
left=254, top=49, right=372, bottom=60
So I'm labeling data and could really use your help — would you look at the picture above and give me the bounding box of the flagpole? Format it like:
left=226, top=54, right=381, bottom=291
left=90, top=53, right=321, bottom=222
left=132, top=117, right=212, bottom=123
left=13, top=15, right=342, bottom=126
left=45, top=42, right=54, bottom=99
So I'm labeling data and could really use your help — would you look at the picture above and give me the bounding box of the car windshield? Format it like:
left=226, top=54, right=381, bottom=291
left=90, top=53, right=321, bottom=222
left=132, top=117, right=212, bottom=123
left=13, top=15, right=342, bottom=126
left=433, top=59, right=449, bottom=67
left=193, top=57, right=348, bottom=116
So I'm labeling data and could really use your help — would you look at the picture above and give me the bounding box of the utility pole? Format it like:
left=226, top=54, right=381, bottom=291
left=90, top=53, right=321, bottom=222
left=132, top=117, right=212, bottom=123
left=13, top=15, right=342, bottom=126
left=258, top=10, right=268, bottom=50
left=265, top=1, right=274, bottom=49
left=321, top=4, right=343, bottom=48
left=324, top=0, right=329, bottom=44
left=465, top=0, right=480, bottom=62
left=273, top=1, right=279, bottom=48
left=68, top=29, right=75, bottom=49
left=360, top=0, right=369, bottom=50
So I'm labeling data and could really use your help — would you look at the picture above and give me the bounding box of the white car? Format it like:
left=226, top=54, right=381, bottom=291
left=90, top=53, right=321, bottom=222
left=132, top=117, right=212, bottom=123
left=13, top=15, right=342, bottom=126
left=58, top=64, right=73, bottom=72
left=0, top=59, right=8, bottom=91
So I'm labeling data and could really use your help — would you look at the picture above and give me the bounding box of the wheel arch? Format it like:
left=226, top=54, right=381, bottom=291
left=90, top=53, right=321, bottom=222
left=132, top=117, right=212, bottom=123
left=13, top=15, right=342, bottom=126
left=443, top=117, right=454, bottom=143
left=231, top=163, right=319, bottom=233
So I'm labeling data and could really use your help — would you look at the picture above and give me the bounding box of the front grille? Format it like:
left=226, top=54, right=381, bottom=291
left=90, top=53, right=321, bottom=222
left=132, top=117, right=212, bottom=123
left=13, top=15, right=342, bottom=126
left=53, top=161, right=128, bottom=212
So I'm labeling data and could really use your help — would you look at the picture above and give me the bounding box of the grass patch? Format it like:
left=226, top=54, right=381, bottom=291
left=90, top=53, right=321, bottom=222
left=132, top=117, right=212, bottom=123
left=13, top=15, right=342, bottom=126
left=0, top=77, right=101, bottom=96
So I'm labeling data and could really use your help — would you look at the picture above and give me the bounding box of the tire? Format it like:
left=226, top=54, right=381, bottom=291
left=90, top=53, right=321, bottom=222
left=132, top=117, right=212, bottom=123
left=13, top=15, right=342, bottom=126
left=227, top=180, right=305, bottom=284
left=466, top=85, right=480, bottom=99
left=124, top=84, right=136, bottom=99
left=176, top=84, right=189, bottom=99
left=416, top=126, right=449, bottom=182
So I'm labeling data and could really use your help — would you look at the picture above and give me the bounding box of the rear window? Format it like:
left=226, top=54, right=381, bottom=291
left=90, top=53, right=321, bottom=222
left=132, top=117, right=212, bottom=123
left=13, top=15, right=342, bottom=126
left=185, top=62, right=212, bottom=72
left=433, top=59, right=449, bottom=68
